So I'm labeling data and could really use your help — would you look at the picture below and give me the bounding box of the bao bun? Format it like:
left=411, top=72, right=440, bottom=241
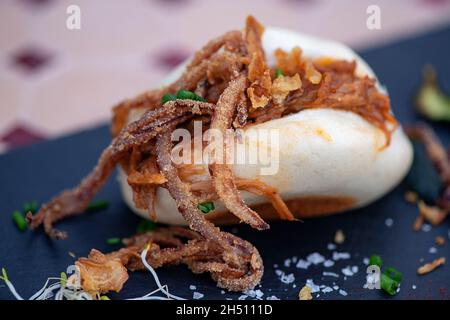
left=118, top=27, right=413, bottom=225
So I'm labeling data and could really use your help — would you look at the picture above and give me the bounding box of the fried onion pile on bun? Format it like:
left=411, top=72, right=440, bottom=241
left=28, top=16, right=412, bottom=293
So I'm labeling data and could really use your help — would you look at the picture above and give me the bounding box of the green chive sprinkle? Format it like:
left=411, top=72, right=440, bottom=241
left=23, top=201, right=38, bottom=214
left=369, top=254, right=383, bottom=268
left=1, top=268, right=8, bottom=281
left=198, top=202, right=215, bottom=214
left=106, top=237, right=122, bottom=245
left=384, top=267, right=402, bottom=283
left=381, top=273, right=399, bottom=296
left=161, top=93, right=176, bottom=105
left=86, top=200, right=109, bottom=212
left=137, top=220, right=157, bottom=233
left=60, top=272, right=67, bottom=287
left=275, top=68, right=284, bottom=78
left=176, top=90, right=206, bottom=102
left=100, top=295, right=111, bottom=300
left=12, top=210, right=27, bottom=232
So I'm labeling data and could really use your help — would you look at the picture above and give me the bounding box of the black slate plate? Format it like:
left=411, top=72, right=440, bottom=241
left=1, top=25, right=450, bottom=300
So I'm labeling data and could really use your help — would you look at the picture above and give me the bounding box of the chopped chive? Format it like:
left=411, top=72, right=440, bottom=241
left=176, top=90, right=206, bottom=102
left=137, top=219, right=157, bottom=233
left=12, top=210, right=27, bottom=232
left=106, top=237, right=122, bottom=245
left=161, top=93, right=176, bottom=105
left=381, top=273, right=399, bottom=296
left=275, top=68, right=284, bottom=78
left=100, top=295, right=110, bottom=300
left=60, top=272, right=67, bottom=287
left=369, top=254, right=383, bottom=268
left=23, top=201, right=38, bottom=214
left=1, top=268, right=8, bottom=281
left=86, top=200, right=109, bottom=212
left=198, top=201, right=215, bottom=214
left=384, top=267, right=402, bottom=283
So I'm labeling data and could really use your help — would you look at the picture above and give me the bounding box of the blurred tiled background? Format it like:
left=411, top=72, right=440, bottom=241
left=1, top=0, right=450, bottom=153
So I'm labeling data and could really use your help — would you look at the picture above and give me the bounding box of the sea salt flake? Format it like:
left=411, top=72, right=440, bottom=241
left=385, top=218, right=394, bottom=227
left=333, top=285, right=339, bottom=290
left=306, top=279, right=320, bottom=293
left=341, top=266, right=354, bottom=276
left=307, top=252, right=325, bottom=265
left=429, top=247, right=437, bottom=254
left=422, top=224, right=432, bottom=232
left=323, top=259, right=335, bottom=267
left=296, top=259, right=311, bottom=269
left=332, top=252, right=351, bottom=261
left=323, top=271, right=339, bottom=278
left=189, top=285, right=196, bottom=290
left=193, top=292, right=204, bottom=299
left=322, top=286, right=333, bottom=293
left=351, top=266, right=359, bottom=274
left=363, top=257, right=369, bottom=265
left=238, top=295, right=247, bottom=300
left=284, top=258, right=291, bottom=268
left=266, top=295, right=280, bottom=300
left=327, top=243, right=337, bottom=250
left=339, top=289, right=348, bottom=296
left=412, top=285, right=417, bottom=290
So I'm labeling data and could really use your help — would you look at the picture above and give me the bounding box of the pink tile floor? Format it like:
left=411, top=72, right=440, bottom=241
left=1, top=0, right=450, bottom=152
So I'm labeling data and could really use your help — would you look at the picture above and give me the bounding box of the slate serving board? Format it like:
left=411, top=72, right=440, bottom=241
left=1, top=25, right=450, bottom=300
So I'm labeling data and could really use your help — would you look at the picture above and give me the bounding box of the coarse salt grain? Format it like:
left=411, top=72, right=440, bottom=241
left=193, top=292, right=204, bottom=299
left=341, top=266, right=354, bottom=276
left=322, top=286, right=333, bottom=293
left=189, top=285, right=196, bottom=290
left=306, top=279, right=320, bottom=293
left=327, top=243, right=337, bottom=250
left=363, top=257, right=369, bottom=265
left=333, top=252, right=351, bottom=261
left=296, top=259, right=311, bottom=270
left=385, top=218, right=394, bottom=227
left=339, top=289, right=348, bottom=296
left=422, top=224, right=432, bottom=232
left=266, top=295, right=280, bottom=300
left=323, top=272, right=339, bottom=278
left=429, top=247, right=437, bottom=254
left=307, top=252, right=325, bottom=265
left=323, top=259, right=335, bottom=267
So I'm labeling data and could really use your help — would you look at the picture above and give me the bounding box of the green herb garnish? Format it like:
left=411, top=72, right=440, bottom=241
left=369, top=254, right=402, bottom=296
left=106, top=237, right=122, bottom=245
left=198, top=201, right=215, bottom=214
left=60, top=272, right=67, bottom=287
left=12, top=210, right=27, bottom=232
left=275, top=68, right=284, bottom=78
left=100, top=295, right=111, bottom=300
left=86, top=200, right=109, bottom=212
left=1, top=268, right=8, bottom=281
left=369, top=254, right=383, bottom=268
left=176, top=90, right=206, bottom=101
left=384, top=267, right=402, bottom=283
left=161, top=93, right=176, bottom=105
left=23, top=201, right=38, bottom=214
left=137, top=219, right=156, bottom=233
left=380, top=273, right=399, bottom=296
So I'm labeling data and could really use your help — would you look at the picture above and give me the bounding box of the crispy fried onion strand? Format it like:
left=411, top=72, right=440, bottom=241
left=76, top=227, right=263, bottom=292
left=209, top=75, right=269, bottom=230
left=27, top=100, right=214, bottom=239
left=111, top=31, right=244, bottom=137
